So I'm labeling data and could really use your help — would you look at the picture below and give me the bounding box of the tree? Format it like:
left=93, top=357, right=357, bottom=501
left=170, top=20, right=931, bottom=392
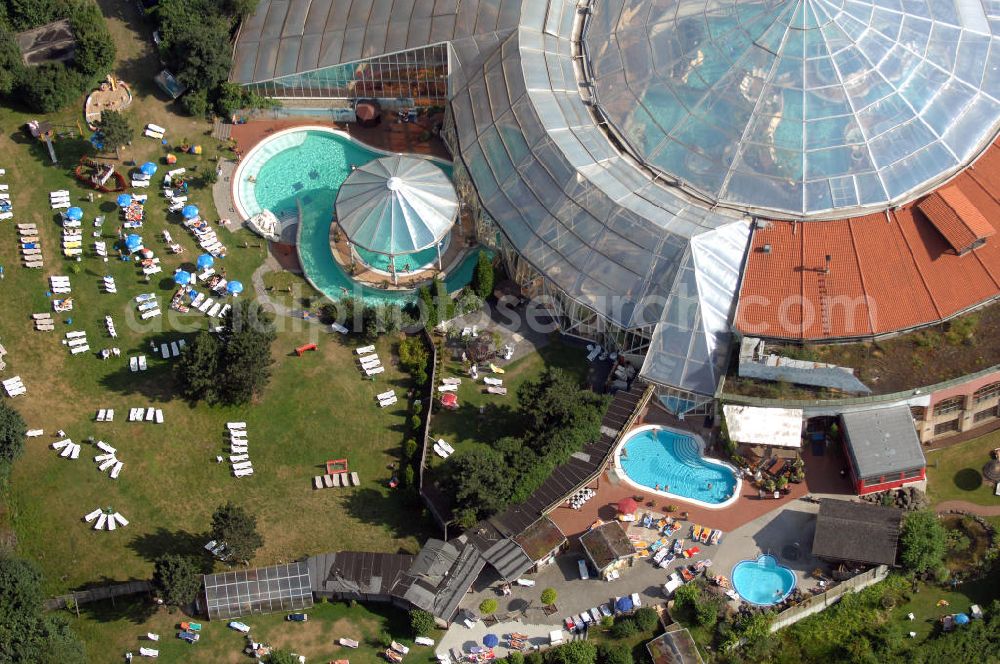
left=632, top=607, right=658, bottom=632
left=479, top=598, right=498, bottom=616
left=410, top=609, right=435, bottom=637
left=0, top=401, right=27, bottom=468
left=224, top=0, right=261, bottom=19
left=210, top=502, right=263, bottom=564
left=4, top=0, right=61, bottom=31
left=540, top=587, right=557, bottom=607
left=546, top=641, right=596, bottom=664
left=175, top=330, right=221, bottom=401
left=609, top=618, right=637, bottom=639
left=152, top=554, right=203, bottom=606
left=398, top=336, right=429, bottom=375
left=0, top=555, right=86, bottom=664
left=181, top=88, right=210, bottom=118
left=267, top=650, right=298, bottom=664
left=18, top=62, right=86, bottom=113
left=95, top=110, right=134, bottom=159
left=471, top=251, right=495, bottom=300
left=900, top=510, right=947, bottom=574
left=68, top=1, right=116, bottom=77
left=597, top=644, right=632, bottom=664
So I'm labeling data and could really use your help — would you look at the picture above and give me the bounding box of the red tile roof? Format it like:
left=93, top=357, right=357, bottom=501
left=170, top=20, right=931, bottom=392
left=917, top=186, right=994, bottom=254
left=736, top=140, right=1000, bottom=341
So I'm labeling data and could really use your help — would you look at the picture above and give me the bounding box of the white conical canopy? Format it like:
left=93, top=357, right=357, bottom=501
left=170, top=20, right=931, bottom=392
left=336, top=156, right=458, bottom=256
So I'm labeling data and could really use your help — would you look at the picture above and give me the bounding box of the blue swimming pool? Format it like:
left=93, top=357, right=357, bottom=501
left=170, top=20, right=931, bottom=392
left=731, top=555, right=796, bottom=606
left=617, top=426, right=740, bottom=507
left=234, top=127, right=473, bottom=304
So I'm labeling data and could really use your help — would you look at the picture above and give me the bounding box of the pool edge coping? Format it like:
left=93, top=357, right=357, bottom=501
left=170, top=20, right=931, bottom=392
left=612, top=423, right=743, bottom=510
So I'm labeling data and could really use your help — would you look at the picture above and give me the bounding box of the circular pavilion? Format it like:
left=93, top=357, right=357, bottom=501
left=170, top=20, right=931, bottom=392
left=335, top=155, right=458, bottom=282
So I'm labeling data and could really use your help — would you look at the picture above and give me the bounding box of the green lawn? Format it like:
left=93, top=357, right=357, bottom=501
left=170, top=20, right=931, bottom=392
left=0, top=4, right=432, bottom=596
left=425, top=338, right=588, bottom=465
left=926, top=430, right=1000, bottom=506
left=887, top=569, right=1000, bottom=642
left=65, top=595, right=441, bottom=664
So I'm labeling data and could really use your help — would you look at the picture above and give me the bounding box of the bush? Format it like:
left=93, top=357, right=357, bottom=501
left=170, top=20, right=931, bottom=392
left=376, top=630, right=393, bottom=648
left=181, top=88, right=210, bottom=117
left=600, top=615, right=614, bottom=628
left=471, top=251, right=495, bottom=300
left=609, top=617, right=637, bottom=639
left=505, top=653, right=525, bottom=664
left=900, top=510, right=947, bottom=574
left=525, top=652, right=543, bottom=664
left=540, top=588, right=558, bottom=606
left=597, top=644, right=632, bottom=664
left=409, top=609, right=435, bottom=637
left=403, top=465, right=415, bottom=489
left=152, top=554, right=202, bottom=606
left=19, top=63, right=86, bottom=113
left=546, top=641, right=596, bottom=664
left=632, top=606, right=658, bottom=632
left=410, top=415, right=422, bottom=432
left=479, top=598, right=498, bottom=615
left=403, top=439, right=418, bottom=461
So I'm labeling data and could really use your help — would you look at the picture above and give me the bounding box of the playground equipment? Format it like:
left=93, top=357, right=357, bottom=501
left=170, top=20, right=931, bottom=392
left=26, top=120, right=57, bottom=163
left=74, top=157, right=127, bottom=193
left=325, top=459, right=348, bottom=475
left=295, top=343, right=317, bottom=356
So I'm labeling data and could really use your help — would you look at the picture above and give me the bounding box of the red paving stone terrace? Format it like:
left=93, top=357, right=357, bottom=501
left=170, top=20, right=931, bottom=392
left=547, top=406, right=854, bottom=540
left=737, top=139, right=1000, bottom=341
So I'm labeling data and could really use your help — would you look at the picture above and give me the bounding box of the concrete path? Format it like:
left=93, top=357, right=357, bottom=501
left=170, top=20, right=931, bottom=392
left=437, top=619, right=564, bottom=662
left=935, top=500, right=1000, bottom=516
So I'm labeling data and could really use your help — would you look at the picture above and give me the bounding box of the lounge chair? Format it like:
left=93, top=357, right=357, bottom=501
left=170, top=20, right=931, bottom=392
left=84, top=508, right=102, bottom=522
left=69, top=444, right=80, bottom=459
left=139, top=647, right=158, bottom=657
left=230, top=454, right=249, bottom=462
left=350, top=471, right=360, bottom=486
left=323, top=474, right=335, bottom=488
left=314, top=476, right=324, bottom=490
left=94, top=513, right=108, bottom=530
left=379, top=395, right=397, bottom=407
left=365, top=366, right=385, bottom=376
left=232, top=461, right=253, bottom=470
left=155, top=409, right=164, bottom=424
left=160, top=343, right=169, bottom=358
left=355, top=345, right=376, bottom=355
left=94, top=453, right=114, bottom=463
left=145, top=408, right=155, bottom=422
left=170, top=341, right=180, bottom=357
left=96, top=409, right=106, bottom=422
left=140, top=308, right=161, bottom=320
left=231, top=445, right=248, bottom=454
left=130, top=356, right=139, bottom=372
left=331, top=473, right=342, bottom=487
left=233, top=468, right=254, bottom=477
left=109, top=461, right=123, bottom=479
left=139, top=356, right=147, bottom=370
left=99, top=458, right=116, bottom=472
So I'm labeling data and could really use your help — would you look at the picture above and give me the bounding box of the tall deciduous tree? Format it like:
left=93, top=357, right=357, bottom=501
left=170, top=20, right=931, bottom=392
left=95, top=110, right=133, bottom=159
left=900, top=510, right=947, bottom=574
left=0, top=555, right=86, bottom=664
left=174, top=330, right=221, bottom=401
left=152, top=554, right=203, bottom=606
left=210, top=502, right=263, bottom=564
left=0, top=401, right=27, bottom=468
left=547, top=641, right=596, bottom=664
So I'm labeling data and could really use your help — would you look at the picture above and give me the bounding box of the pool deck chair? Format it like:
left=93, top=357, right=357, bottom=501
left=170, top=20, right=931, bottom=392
left=324, top=474, right=335, bottom=488
left=314, top=476, right=324, bottom=489
left=350, top=471, right=360, bottom=486
left=84, top=508, right=102, bottom=523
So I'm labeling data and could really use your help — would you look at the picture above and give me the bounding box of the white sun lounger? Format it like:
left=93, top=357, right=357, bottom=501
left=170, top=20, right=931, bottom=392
left=138, top=356, right=147, bottom=371
left=97, top=440, right=116, bottom=454
left=130, top=356, right=138, bottom=372
left=232, top=460, right=253, bottom=470
left=105, top=409, right=114, bottom=421
left=227, top=422, right=247, bottom=431
left=376, top=390, right=395, bottom=401
left=147, top=123, right=166, bottom=134
left=230, top=454, right=250, bottom=463
left=96, top=409, right=107, bottom=422
left=51, top=201, right=70, bottom=209
left=234, top=468, right=254, bottom=478
left=145, top=408, right=155, bottom=422
left=331, top=321, right=349, bottom=334
left=365, top=365, right=385, bottom=376
left=99, top=457, right=117, bottom=472
left=59, top=445, right=74, bottom=458
left=26, top=430, right=43, bottom=437
left=208, top=303, right=223, bottom=317
left=359, top=353, right=379, bottom=364
left=69, top=345, right=90, bottom=355
left=379, top=396, right=397, bottom=407
left=114, top=513, right=128, bottom=527
left=110, top=461, right=123, bottom=479
left=107, top=515, right=117, bottom=531
left=350, top=471, right=360, bottom=486
left=65, top=330, right=85, bottom=339
left=84, top=508, right=102, bottom=523
left=139, top=647, right=158, bottom=657
left=94, top=453, right=114, bottom=463
left=231, top=446, right=248, bottom=455
left=442, top=377, right=461, bottom=385
left=170, top=341, right=180, bottom=357
left=155, top=410, right=164, bottom=424
left=140, top=309, right=161, bottom=320
left=484, top=377, right=503, bottom=386
left=68, top=338, right=88, bottom=348
left=355, top=345, right=376, bottom=355
left=198, top=298, right=214, bottom=312
left=69, top=445, right=80, bottom=459
left=52, top=440, right=70, bottom=451
left=94, top=513, right=108, bottom=530
left=437, top=384, right=458, bottom=392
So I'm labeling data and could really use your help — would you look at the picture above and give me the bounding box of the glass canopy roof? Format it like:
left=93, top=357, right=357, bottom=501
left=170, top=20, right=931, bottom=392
left=584, top=0, right=1000, bottom=217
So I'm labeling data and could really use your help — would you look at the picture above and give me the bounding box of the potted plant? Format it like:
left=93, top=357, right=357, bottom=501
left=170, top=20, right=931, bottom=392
left=776, top=476, right=789, bottom=494
left=764, top=479, right=776, bottom=494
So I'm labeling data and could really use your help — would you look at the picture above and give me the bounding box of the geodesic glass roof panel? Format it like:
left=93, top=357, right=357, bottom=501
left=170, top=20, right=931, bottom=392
left=585, top=0, right=1000, bottom=217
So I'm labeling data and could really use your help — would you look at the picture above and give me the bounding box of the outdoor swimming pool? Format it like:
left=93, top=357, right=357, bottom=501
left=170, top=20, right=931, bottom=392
left=731, top=555, right=797, bottom=606
left=233, top=127, right=473, bottom=304
left=615, top=425, right=740, bottom=508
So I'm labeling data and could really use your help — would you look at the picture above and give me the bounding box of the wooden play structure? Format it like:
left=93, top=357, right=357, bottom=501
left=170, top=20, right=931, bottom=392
left=26, top=120, right=57, bottom=163
left=74, top=156, right=127, bottom=193
left=325, top=458, right=348, bottom=475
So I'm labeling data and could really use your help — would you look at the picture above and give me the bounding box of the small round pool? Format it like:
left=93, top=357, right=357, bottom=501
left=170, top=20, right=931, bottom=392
left=731, top=555, right=796, bottom=606
left=614, top=425, right=740, bottom=508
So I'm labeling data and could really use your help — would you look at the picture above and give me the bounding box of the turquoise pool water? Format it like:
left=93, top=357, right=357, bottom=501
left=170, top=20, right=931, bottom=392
left=237, top=128, right=470, bottom=304
left=731, top=555, right=796, bottom=606
left=354, top=238, right=447, bottom=274
left=618, top=427, right=738, bottom=505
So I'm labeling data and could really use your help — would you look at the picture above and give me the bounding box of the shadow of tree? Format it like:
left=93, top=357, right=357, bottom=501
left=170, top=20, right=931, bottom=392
left=953, top=468, right=983, bottom=492
left=72, top=588, right=160, bottom=625
left=128, top=527, right=210, bottom=564
left=98, top=358, right=179, bottom=401
left=341, top=487, right=434, bottom=548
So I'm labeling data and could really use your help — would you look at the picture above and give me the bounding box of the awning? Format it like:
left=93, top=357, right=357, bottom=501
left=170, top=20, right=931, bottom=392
left=723, top=405, right=803, bottom=449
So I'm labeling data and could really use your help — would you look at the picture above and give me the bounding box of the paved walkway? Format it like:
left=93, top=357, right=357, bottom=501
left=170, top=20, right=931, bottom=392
left=935, top=500, right=1000, bottom=516
left=212, top=158, right=238, bottom=219
left=437, top=619, right=563, bottom=661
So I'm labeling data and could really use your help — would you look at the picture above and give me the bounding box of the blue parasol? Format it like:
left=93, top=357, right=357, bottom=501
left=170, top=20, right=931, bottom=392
left=955, top=613, right=970, bottom=625
left=125, top=234, right=143, bottom=251
left=66, top=206, right=83, bottom=221
left=116, top=193, right=132, bottom=207
left=139, top=161, right=157, bottom=176
left=181, top=204, right=199, bottom=219
left=226, top=280, right=244, bottom=295
left=174, top=270, right=192, bottom=286
left=482, top=634, right=499, bottom=648
left=196, top=253, right=214, bottom=270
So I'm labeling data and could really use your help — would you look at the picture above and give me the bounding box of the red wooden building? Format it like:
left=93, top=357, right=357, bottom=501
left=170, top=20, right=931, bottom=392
left=840, top=406, right=926, bottom=495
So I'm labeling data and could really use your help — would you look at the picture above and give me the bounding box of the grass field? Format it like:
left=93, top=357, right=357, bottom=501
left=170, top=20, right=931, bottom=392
left=925, top=431, right=1000, bottom=506
left=888, top=568, right=1000, bottom=641
left=65, top=595, right=441, bottom=664
left=0, top=0, right=435, bottom=596
left=425, top=338, right=588, bottom=466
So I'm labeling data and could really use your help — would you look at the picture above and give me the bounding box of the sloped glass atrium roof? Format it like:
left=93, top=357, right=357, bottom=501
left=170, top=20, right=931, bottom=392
left=584, top=0, right=1000, bottom=217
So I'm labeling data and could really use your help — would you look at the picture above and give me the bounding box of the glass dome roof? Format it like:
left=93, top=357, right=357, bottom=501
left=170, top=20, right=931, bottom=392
left=584, top=0, right=1000, bottom=217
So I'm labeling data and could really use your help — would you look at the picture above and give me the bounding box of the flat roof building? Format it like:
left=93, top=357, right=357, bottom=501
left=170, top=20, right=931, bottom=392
left=811, top=499, right=902, bottom=567
left=840, top=406, right=926, bottom=495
